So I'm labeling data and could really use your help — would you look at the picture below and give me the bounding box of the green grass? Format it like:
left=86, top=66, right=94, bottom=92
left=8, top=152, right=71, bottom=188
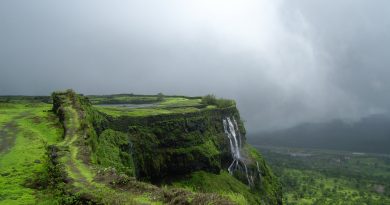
left=96, top=103, right=201, bottom=117
left=88, top=95, right=161, bottom=105
left=94, top=96, right=204, bottom=117
left=170, top=171, right=262, bottom=205
left=89, top=94, right=235, bottom=119
left=88, top=94, right=202, bottom=107
left=57, top=105, right=96, bottom=186
left=96, top=106, right=172, bottom=117
left=0, top=103, right=62, bottom=204
left=134, top=195, right=163, bottom=205
left=158, top=97, right=202, bottom=108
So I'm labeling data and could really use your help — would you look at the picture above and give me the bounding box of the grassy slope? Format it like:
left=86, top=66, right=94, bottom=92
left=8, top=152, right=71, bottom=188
left=171, top=171, right=262, bottom=205
left=0, top=103, right=62, bottom=204
left=0, top=101, right=161, bottom=204
left=167, top=145, right=281, bottom=205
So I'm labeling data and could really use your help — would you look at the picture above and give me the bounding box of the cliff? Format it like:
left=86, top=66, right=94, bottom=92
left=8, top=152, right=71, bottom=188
left=48, top=90, right=282, bottom=204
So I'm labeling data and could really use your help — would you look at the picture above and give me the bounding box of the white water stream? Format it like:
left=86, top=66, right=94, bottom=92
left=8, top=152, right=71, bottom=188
left=223, top=117, right=252, bottom=186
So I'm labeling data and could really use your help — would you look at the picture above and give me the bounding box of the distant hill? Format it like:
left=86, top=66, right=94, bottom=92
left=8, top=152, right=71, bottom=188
left=249, top=114, right=390, bottom=154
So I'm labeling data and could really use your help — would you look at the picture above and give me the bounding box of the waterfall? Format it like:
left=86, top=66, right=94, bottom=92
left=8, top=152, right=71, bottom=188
left=223, top=117, right=240, bottom=160
left=256, top=161, right=262, bottom=183
left=223, top=116, right=252, bottom=186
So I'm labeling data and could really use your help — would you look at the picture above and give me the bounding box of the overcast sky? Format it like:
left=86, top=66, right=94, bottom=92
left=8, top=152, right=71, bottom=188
left=1, top=0, right=390, bottom=132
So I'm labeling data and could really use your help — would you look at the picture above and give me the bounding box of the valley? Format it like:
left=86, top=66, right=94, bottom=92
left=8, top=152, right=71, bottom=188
left=255, top=145, right=390, bottom=205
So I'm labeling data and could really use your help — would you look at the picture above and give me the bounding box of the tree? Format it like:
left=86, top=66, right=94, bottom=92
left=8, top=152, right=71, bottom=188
left=201, top=94, right=217, bottom=105
left=157, top=92, right=165, bottom=101
left=201, top=94, right=235, bottom=108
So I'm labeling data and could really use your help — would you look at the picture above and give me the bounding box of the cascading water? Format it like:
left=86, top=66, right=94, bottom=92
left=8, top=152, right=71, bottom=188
left=223, top=116, right=252, bottom=186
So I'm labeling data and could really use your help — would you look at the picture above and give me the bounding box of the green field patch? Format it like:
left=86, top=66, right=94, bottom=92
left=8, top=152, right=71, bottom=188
left=0, top=103, right=62, bottom=204
left=92, top=95, right=205, bottom=117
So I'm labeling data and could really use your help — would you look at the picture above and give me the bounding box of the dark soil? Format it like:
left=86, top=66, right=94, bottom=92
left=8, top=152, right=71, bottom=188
left=0, top=121, right=18, bottom=153
left=0, top=112, right=29, bottom=153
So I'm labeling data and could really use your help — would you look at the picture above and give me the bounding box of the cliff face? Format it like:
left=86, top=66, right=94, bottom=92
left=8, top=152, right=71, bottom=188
left=104, top=107, right=241, bottom=181
left=52, top=90, right=282, bottom=205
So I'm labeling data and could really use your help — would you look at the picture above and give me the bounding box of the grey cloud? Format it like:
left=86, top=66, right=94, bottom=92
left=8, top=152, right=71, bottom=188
left=1, top=0, right=390, bottom=132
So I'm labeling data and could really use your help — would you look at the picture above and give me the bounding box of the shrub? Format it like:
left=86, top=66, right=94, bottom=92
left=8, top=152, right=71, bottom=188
left=201, top=94, right=235, bottom=108
left=215, top=99, right=235, bottom=108
left=201, top=94, right=217, bottom=106
left=157, top=93, right=165, bottom=101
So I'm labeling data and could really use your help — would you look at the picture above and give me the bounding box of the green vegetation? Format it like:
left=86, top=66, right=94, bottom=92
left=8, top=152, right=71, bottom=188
left=201, top=94, right=236, bottom=108
left=158, top=97, right=202, bottom=108
left=94, top=96, right=204, bottom=117
left=0, top=91, right=281, bottom=204
left=48, top=90, right=250, bottom=204
left=49, top=90, right=162, bottom=204
left=156, top=93, right=164, bottom=101
left=90, top=94, right=237, bottom=118
left=87, top=93, right=202, bottom=106
left=87, top=94, right=164, bottom=105
left=96, top=106, right=199, bottom=117
left=171, top=171, right=263, bottom=205
left=93, top=129, right=135, bottom=176
left=243, top=145, right=282, bottom=203
left=257, top=146, right=390, bottom=205
left=0, top=102, right=62, bottom=204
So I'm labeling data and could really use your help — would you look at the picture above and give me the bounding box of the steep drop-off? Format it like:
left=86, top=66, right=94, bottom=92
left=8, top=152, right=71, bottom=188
left=49, top=90, right=281, bottom=205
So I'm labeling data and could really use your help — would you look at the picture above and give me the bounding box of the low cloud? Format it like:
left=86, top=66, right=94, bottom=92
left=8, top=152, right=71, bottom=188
left=1, top=0, right=390, bottom=132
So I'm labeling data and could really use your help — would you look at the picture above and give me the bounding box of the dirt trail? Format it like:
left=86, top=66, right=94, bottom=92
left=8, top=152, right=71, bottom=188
left=0, top=112, right=29, bottom=153
left=61, top=107, right=94, bottom=188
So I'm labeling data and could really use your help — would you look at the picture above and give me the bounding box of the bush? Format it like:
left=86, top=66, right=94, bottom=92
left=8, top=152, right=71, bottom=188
left=157, top=93, right=165, bottom=101
left=202, top=94, right=217, bottom=105
left=201, top=94, right=235, bottom=108
left=215, top=99, right=235, bottom=108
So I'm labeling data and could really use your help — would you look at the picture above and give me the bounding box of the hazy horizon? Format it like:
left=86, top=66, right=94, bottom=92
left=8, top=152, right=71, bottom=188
left=1, top=0, right=390, bottom=133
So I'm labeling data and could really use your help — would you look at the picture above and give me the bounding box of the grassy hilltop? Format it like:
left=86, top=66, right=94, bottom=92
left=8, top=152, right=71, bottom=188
left=0, top=90, right=281, bottom=205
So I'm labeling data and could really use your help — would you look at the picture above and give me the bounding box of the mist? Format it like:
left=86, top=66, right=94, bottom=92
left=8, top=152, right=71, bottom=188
left=1, top=0, right=390, bottom=132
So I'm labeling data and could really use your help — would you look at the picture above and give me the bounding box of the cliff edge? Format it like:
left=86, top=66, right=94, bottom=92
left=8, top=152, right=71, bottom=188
left=48, top=90, right=282, bottom=204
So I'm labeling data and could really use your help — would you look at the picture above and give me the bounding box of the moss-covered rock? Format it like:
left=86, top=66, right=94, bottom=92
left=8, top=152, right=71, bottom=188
left=93, top=129, right=135, bottom=176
